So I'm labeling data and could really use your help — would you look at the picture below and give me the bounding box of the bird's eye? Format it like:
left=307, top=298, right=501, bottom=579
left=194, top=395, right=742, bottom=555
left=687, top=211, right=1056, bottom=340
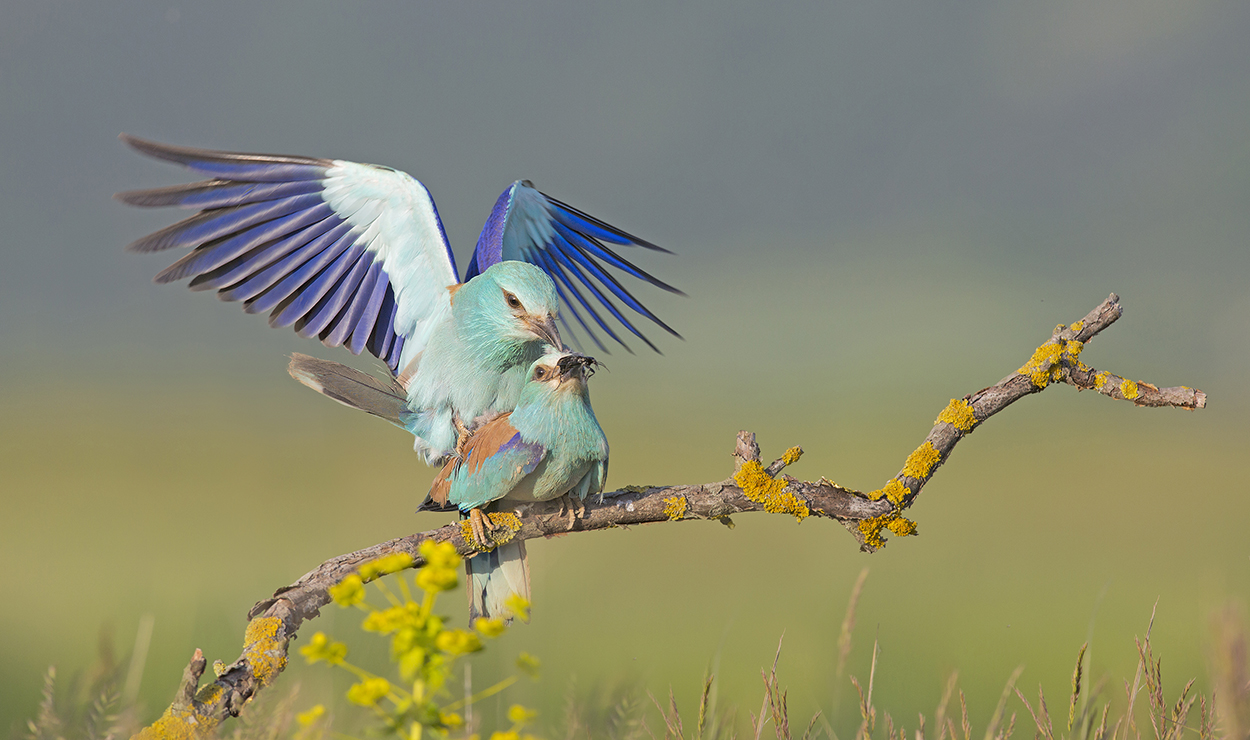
left=504, top=291, right=523, bottom=310
left=533, top=366, right=547, bottom=380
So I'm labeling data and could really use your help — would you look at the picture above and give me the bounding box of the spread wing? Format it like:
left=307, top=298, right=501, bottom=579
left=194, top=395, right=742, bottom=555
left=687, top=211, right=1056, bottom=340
left=466, top=180, right=683, bottom=354
left=425, top=414, right=546, bottom=512
left=116, top=135, right=459, bottom=374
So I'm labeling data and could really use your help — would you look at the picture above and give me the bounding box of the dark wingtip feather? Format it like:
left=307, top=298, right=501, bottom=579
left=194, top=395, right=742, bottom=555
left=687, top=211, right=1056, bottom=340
left=541, top=191, right=676, bottom=254
left=119, top=132, right=332, bottom=168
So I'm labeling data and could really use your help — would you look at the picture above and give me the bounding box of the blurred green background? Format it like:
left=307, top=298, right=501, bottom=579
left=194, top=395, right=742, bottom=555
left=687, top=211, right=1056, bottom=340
left=2, top=0, right=1248, bottom=735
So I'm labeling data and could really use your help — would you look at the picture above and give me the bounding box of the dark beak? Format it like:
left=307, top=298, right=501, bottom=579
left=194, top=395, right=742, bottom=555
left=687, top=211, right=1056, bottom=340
left=528, top=314, right=564, bottom=351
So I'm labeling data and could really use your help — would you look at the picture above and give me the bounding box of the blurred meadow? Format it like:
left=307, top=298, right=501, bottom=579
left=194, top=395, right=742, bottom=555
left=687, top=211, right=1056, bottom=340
left=2, top=0, right=1249, bottom=737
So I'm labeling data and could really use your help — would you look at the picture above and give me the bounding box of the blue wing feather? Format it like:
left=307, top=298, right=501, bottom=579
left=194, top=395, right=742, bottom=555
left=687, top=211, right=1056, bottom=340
left=190, top=219, right=348, bottom=292
left=540, top=260, right=610, bottom=354
left=251, top=242, right=365, bottom=318
left=154, top=204, right=336, bottom=283
left=118, top=135, right=459, bottom=374
left=532, top=247, right=631, bottom=352
left=467, top=180, right=681, bottom=352
left=299, top=253, right=372, bottom=340
left=550, top=227, right=678, bottom=342
left=267, top=235, right=359, bottom=328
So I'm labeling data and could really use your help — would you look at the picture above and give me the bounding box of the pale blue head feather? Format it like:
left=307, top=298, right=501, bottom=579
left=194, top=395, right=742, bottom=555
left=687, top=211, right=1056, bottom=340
left=452, top=261, right=562, bottom=363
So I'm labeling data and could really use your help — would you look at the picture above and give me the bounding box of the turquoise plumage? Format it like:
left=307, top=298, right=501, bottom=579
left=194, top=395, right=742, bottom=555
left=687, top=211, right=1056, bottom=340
left=426, top=352, right=609, bottom=620
left=398, top=261, right=562, bottom=463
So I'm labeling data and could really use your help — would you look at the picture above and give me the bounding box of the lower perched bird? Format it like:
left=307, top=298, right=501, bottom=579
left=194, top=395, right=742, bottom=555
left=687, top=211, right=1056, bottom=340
left=425, top=351, right=609, bottom=621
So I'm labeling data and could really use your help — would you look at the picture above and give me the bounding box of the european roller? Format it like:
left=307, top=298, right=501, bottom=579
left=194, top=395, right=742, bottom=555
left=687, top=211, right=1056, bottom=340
left=424, top=351, right=609, bottom=621
left=116, top=136, right=679, bottom=463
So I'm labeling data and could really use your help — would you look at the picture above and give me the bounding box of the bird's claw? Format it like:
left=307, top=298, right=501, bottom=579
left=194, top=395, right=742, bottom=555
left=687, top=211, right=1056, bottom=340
left=557, top=493, right=585, bottom=530
left=467, top=508, right=500, bottom=550
left=453, top=416, right=471, bottom=462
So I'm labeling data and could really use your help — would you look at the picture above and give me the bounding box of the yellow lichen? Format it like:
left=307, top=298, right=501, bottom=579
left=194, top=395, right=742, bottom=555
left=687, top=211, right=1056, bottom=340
left=242, top=616, right=286, bottom=686
left=886, top=516, right=918, bottom=537
left=1018, top=341, right=1064, bottom=388
left=1121, top=378, right=1139, bottom=400
left=194, top=683, right=224, bottom=705
left=458, top=512, right=524, bottom=551
left=857, top=509, right=918, bottom=550
left=662, top=495, right=689, bottom=520
left=902, top=442, right=942, bottom=481
left=867, top=478, right=911, bottom=506
left=733, top=460, right=809, bottom=521
left=134, top=707, right=202, bottom=740
left=781, top=446, right=803, bottom=465
left=1071, top=320, right=1085, bottom=332
left=1094, top=371, right=1111, bottom=390
left=936, top=398, right=977, bottom=432
left=1018, top=338, right=1084, bottom=388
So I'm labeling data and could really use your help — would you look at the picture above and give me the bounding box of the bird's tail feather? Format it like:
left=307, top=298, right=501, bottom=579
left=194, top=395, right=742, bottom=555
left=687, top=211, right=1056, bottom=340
left=288, top=353, right=407, bottom=426
left=466, top=540, right=530, bottom=622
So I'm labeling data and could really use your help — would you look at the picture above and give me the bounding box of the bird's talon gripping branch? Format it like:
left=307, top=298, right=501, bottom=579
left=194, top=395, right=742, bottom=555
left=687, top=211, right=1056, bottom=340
left=556, top=493, right=586, bottom=529
left=467, top=508, right=497, bottom=550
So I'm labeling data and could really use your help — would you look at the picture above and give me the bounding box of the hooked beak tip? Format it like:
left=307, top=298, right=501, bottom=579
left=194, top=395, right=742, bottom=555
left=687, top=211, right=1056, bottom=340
left=530, top=314, right=563, bottom=350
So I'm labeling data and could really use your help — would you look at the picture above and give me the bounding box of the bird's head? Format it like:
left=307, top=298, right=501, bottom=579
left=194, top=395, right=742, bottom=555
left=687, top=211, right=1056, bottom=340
left=526, top=351, right=601, bottom=397
left=458, top=261, right=562, bottom=351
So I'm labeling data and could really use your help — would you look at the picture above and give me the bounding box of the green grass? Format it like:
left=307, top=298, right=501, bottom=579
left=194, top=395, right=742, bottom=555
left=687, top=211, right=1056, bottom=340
left=17, top=560, right=1248, bottom=740
left=3, top=343, right=1246, bottom=738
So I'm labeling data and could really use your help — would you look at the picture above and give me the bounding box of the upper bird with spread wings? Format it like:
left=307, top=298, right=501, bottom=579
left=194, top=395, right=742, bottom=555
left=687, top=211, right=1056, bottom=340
left=116, top=135, right=681, bottom=462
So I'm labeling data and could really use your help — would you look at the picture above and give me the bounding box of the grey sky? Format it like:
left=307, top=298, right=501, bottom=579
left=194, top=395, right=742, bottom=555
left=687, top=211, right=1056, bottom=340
left=3, top=0, right=1247, bottom=366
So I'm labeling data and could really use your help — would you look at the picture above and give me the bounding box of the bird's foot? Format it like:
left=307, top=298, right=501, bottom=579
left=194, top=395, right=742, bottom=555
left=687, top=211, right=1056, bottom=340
left=453, top=416, right=472, bottom=461
left=467, top=508, right=501, bottom=550
left=557, top=493, right=586, bottom=530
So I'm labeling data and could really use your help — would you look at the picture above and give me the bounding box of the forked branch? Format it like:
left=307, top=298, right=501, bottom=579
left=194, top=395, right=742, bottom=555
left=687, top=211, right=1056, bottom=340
left=133, top=293, right=1205, bottom=739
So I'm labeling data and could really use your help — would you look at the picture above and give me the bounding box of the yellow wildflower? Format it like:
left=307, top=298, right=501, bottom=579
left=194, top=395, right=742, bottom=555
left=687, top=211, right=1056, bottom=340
left=299, top=632, right=347, bottom=666
left=397, top=645, right=427, bottom=681
left=516, top=652, right=541, bottom=680
left=440, top=712, right=464, bottom=729
left=416, top=564, right=459, bottom=593
left=419, top=539, right=462, bottom=569
left=507, top=704, right=538, bottom=727
left=435, top=629, right=483, bottom=656
left=297, top=705, right=326, bottom=726
left=490, top=731, right=520, bottom=740
left=346, top=677, right=391, bottom=707
left=329, top=574, right=366, bottom=606
left=359, top=552, right=415, bottom=581
left=505, top=593, right=531, bottom=622
left=362, top=605, right=406, bottom=634
left=474, top=617, right=507, bottom=638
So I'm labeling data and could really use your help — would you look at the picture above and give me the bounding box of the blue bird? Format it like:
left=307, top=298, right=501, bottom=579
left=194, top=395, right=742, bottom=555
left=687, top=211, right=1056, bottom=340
left=116, top=136, right=680, bottom=463
left=425, top=351, right=609, bottom=621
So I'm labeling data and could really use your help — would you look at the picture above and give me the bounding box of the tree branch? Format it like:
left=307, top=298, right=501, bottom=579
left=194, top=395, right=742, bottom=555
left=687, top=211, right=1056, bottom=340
left=132, top=293, right=1205, bottom=739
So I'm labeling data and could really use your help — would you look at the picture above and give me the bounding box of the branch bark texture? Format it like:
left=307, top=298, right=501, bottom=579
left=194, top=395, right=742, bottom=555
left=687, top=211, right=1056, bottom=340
left=133, top=293, right=1205, bottom=739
